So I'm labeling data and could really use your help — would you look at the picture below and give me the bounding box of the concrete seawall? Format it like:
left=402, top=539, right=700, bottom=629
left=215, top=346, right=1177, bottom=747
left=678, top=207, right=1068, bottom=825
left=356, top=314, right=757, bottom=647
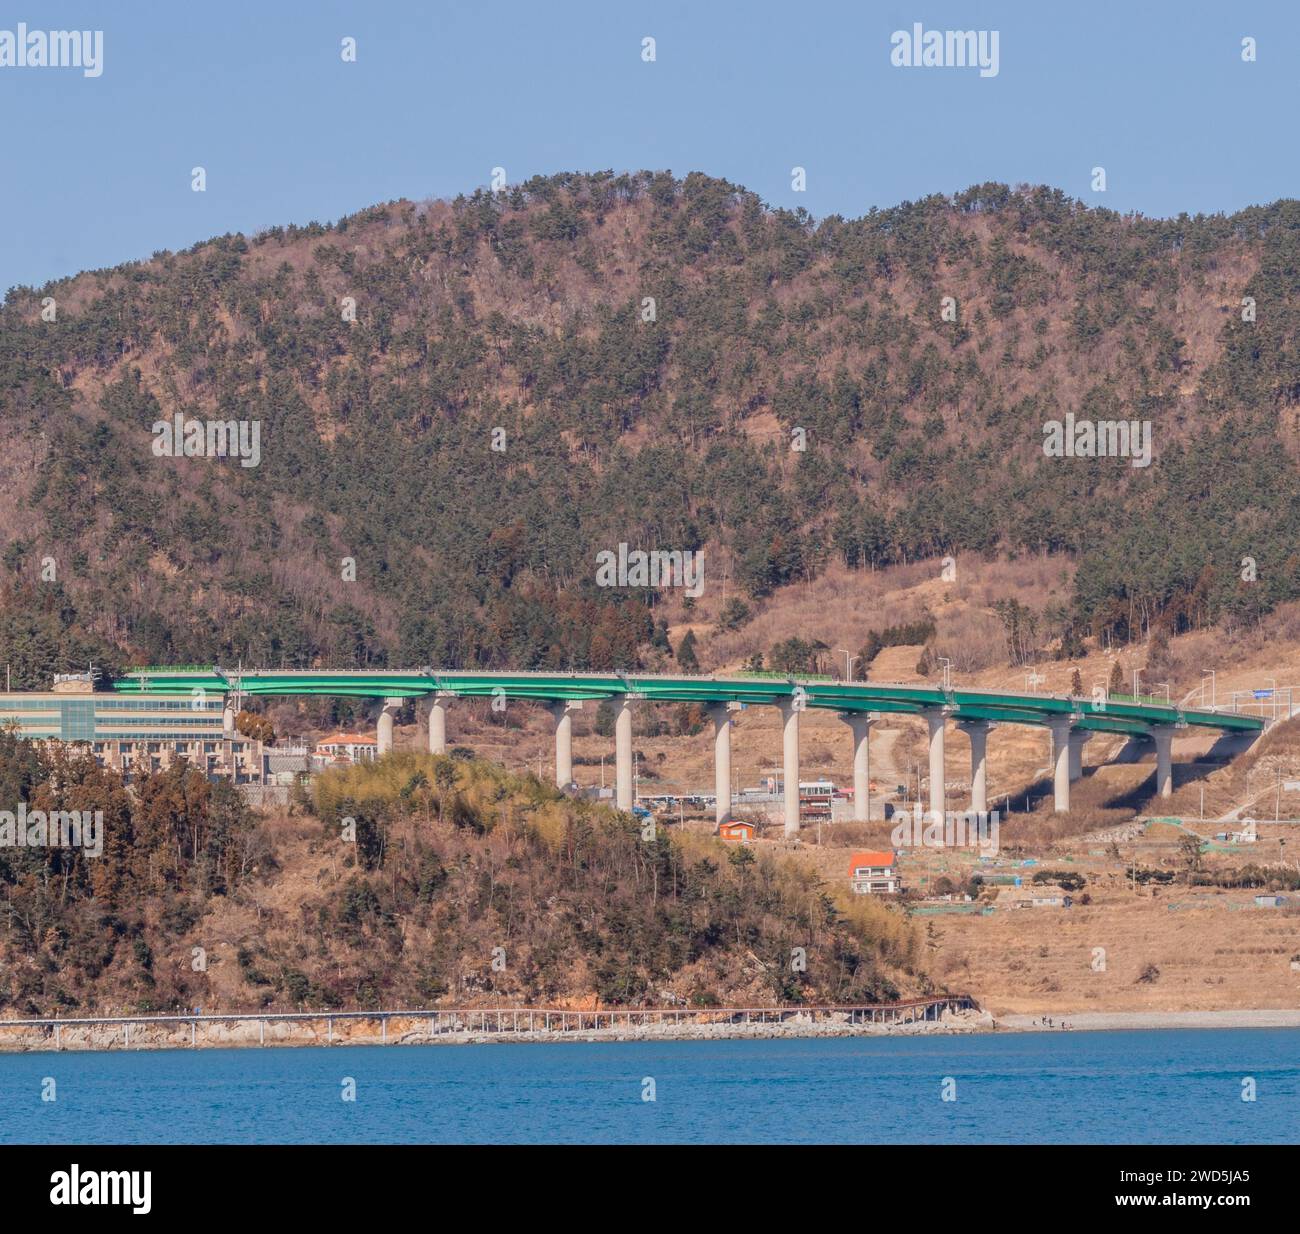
left=0, top=1002, right=989, bottom=1053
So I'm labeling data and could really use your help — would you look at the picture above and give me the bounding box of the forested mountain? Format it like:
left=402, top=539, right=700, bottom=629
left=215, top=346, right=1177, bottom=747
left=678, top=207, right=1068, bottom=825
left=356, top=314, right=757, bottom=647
left=2, top=171, right=1299, bottom=684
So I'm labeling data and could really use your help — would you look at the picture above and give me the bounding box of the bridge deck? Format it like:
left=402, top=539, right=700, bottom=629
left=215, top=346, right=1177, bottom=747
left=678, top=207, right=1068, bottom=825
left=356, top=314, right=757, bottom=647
left=114, top=668, right=1264, bottom=737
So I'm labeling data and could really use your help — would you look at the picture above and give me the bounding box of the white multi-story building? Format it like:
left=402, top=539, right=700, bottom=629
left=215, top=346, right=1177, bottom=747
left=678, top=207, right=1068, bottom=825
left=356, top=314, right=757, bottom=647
left=0, top=676, right=264, bottom=782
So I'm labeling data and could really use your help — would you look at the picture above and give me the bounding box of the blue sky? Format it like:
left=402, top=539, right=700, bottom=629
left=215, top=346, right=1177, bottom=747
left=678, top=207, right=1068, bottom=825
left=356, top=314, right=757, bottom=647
left=1, top=0, right=1296, bottom=290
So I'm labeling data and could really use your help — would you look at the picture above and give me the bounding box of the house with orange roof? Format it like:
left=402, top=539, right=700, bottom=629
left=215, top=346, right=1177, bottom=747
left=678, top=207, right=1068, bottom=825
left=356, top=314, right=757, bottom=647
left=314, top=732, right=377, bottom=765
left=849, top=850, right=899, bottom=895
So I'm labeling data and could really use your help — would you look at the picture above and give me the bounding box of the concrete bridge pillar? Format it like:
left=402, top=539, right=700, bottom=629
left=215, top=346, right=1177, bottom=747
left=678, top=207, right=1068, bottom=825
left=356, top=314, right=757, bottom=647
left=377, top=697, right=403, bottom=757
left=923, top=708, right=948, bottom=823
left=1068, top=728, right=1092, bottom=782
left=1151, top=725, right=1176, bottom=798
left=840, top=713, right=875, bottom=821
left=1047, top=717, right=1073, bottom=812
left=957, top=720, right=993, bottom=815
left=615, top=695, right=636, bottom=813
left=428, top=694, right=452, bottom=756
left=549, top=701, right=578, bottom=789
left=779, top=695, right=801, bottom=838
left=708, top=703, right=733, bottom=825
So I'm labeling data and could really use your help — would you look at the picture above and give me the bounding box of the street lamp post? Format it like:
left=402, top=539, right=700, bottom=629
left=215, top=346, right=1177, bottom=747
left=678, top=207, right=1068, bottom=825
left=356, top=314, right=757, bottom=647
left=835, top=648, right=860, bottom=683
left=938, top=657, right=952, bottom=693
left=1201, top=669, right=1216, bottom=709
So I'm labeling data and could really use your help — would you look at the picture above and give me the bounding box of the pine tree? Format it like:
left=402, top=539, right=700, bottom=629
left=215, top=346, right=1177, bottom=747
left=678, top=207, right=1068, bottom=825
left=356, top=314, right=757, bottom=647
left=676, top=629, right=700, bottom=673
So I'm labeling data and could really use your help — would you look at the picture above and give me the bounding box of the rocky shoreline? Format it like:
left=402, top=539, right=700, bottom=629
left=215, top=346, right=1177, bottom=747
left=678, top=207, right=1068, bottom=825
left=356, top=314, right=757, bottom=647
left=5, top=1006, right=1296, bottom=1053
left=0, top=1007, right=994, bottom=1053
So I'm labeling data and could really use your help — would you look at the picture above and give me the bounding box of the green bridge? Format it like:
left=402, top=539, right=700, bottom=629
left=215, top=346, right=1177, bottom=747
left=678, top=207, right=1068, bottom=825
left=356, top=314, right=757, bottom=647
left=115, top=668, right=1263, bottom=834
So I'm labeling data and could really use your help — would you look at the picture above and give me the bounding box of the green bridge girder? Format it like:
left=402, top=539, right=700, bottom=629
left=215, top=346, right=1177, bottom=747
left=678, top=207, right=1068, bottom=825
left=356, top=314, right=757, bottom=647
left=113, top=668, right=1264, bottom=740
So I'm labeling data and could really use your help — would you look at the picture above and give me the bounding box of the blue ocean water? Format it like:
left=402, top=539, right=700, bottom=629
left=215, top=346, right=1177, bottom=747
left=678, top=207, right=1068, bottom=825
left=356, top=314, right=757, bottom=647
left=1, top=1029, right=1296, bottom=1144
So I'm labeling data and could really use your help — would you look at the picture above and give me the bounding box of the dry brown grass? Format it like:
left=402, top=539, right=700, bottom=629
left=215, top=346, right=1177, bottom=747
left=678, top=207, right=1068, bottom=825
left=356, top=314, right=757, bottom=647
left=678, top=555, right=1076, bottom=675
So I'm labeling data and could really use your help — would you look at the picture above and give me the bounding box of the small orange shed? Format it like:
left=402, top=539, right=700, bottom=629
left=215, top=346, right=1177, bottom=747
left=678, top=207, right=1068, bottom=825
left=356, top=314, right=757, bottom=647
left=717, top=820, right=756, bottom=842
